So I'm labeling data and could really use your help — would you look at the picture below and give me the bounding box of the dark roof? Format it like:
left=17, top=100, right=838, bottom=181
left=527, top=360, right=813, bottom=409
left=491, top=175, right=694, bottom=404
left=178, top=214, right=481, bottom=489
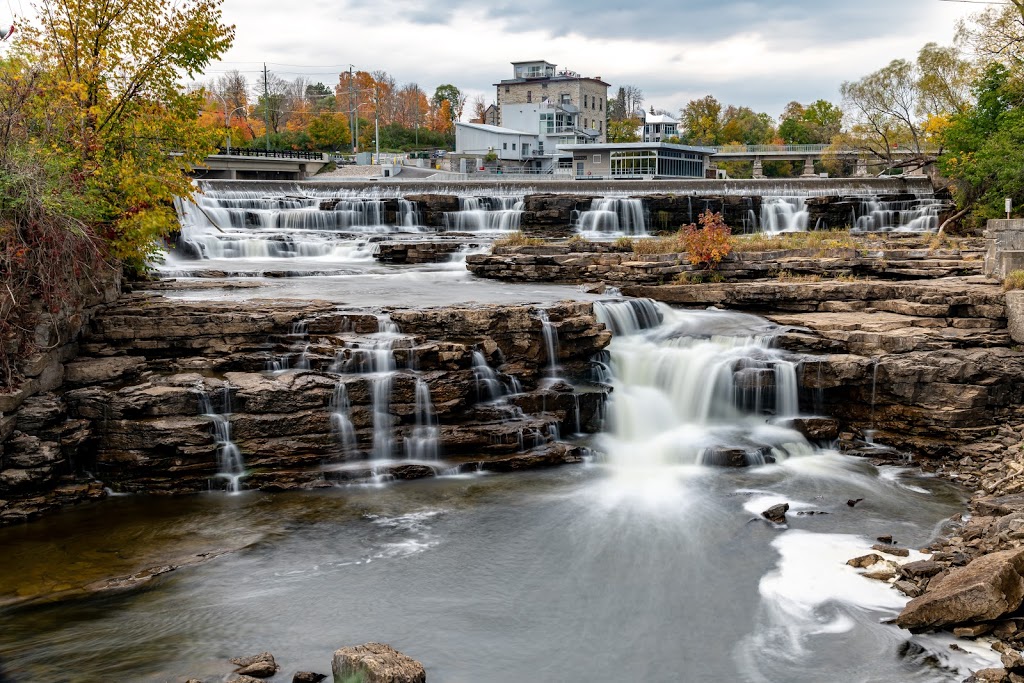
left=494, top=75, right=611, bottom=88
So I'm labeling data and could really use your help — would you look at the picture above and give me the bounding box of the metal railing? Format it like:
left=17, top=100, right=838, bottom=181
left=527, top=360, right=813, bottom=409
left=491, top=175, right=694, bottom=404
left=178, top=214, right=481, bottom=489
left=711, top=144, right=940, bottom=156
left=214, top=148, right=327, bottom=160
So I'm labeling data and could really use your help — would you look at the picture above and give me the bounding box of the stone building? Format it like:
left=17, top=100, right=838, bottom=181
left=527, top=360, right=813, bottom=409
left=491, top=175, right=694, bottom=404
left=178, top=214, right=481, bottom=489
left=494, top=60, right=610, bottom=143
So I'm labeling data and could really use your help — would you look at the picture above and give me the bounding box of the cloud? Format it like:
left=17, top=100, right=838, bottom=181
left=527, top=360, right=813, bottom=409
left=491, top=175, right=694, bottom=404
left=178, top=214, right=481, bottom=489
left=205, top=0, right=977, bottom=118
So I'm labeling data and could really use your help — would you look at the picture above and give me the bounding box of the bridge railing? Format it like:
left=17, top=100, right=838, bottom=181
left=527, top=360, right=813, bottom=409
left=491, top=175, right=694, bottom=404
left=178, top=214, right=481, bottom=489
left=213, top=148, right=327, bottom=160
left=711, top=144, right=939, bottom=156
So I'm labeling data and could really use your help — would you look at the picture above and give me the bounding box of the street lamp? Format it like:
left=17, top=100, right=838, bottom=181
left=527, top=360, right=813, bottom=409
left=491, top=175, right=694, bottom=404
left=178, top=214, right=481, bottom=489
left=213, top=94, right=247, bottom=154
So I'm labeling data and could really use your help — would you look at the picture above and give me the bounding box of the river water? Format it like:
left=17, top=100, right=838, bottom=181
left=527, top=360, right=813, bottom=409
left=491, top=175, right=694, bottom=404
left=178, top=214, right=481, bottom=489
left=0, top=186, right=995, bottom=682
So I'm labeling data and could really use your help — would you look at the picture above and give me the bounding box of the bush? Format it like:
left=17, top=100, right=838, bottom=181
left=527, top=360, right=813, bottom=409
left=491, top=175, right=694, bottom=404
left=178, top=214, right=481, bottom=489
left=680, top=211, right=732, bottom=270
left=1005, top=270, right=1024, bottom=291
left=492, top=231, right=545, bottom=249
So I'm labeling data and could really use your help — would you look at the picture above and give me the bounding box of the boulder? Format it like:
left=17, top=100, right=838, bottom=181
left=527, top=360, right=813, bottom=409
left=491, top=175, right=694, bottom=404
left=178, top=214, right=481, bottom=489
left=332, top=643, right=426, bottom=683
left=762, top=503, right=789, bottom=524
left=231, top=652, right=278, bottom=678
left=292, top=673, right=326, bottom=683
left=897, top=547, right=1024, bottom=631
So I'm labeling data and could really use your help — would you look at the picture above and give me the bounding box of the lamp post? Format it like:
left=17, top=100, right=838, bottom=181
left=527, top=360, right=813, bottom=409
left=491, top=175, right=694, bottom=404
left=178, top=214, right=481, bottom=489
left=213, top=94, right=247, bottom=154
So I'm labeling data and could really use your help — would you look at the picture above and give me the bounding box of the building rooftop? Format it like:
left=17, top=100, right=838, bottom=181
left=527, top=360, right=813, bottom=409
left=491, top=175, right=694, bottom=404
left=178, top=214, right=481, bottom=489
left=456, top=122, right=537, bottom=136
left=643, top=113, right=678, bottom=125
left=558, top=142, right=717, bottom=154
left=494, top=75, right=611, bottom=87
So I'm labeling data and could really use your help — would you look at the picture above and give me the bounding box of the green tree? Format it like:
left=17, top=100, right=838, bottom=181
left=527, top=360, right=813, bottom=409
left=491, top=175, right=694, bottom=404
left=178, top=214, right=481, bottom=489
left=432, top=84, right=466, bottom=124
left=608, top=117, right=641, bottom=142
left=680, top=95, right=723, bottom=145
left=940, top=62, right=1024, bottom=225
left=308, top=112, right=351, bottom=151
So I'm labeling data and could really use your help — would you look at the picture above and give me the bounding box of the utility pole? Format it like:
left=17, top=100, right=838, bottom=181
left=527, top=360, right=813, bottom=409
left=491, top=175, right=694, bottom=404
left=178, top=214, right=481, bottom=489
left=348, top=65, right=356, bottom=154
left=263, top=63, right=270, bottom=152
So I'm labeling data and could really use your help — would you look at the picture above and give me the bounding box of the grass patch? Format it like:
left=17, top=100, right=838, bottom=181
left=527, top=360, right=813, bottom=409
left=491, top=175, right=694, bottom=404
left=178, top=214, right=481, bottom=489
left=772, top=269, right=823, bottom=283
left=614, top=236, right=635, bottom=250
left=492, top=231, right=546, bottom=248
left=1004, top=270, right=1024, bottom=291
left=731, top=229, right=858, bottom=254
left=632, top=235, right=685, bottom=255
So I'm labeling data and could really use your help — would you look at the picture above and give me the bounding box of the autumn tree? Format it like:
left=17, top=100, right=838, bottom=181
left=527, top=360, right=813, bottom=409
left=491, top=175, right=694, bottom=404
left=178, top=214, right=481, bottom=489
left=0, top=0, right=233, bottom=382
left=680, top=95, right=723, bottom=145
left=608, top=117, right=642, bottom=142
left=432, top=84, right=466, bottom=124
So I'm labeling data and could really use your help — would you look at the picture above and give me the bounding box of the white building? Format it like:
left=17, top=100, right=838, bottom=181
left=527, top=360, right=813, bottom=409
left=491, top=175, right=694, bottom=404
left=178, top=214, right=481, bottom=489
left=637, top=111, right=679, bottom=143
left=454, top=122, right=539, bottom=162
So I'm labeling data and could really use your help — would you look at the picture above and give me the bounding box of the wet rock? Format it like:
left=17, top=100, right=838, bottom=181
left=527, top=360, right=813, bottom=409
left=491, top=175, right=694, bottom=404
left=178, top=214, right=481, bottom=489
left=762, top=503, right=789, bottom=524
left=231, top=652, right=277, bottom=678
left=877, top=535, right=894, bottom=544
left=332, top=643, right=426, bottom=683
left=967, top=669, right=1010, bottom=683
left=895, top=580, right=924, bottom=598
left=787, top=417, right=840, bottom=441
left=899, top=560, right=945, bottom=579
left=848, top=498, right=864, bottom=507
left=1004, top=649, right=1024, bottom=671
left=292, top=673, right=326, bottom=683
left=872, top=544, right=910, bottom=558
left=897, top=547, right=1024, bottom=631
left=954, top=623, right=995, bottom=638
left=229, top=677, right=264, bottom=683
left=848, top=553, right=885, bottom=568
left=863, top=559, right=900, bottom=581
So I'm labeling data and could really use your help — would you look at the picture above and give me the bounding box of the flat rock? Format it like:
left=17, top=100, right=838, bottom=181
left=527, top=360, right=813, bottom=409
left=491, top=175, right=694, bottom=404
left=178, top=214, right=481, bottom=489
left=332, top=643, right=426, bottom=683
left=872, top=544, right=910, bottom=557
left=897, top=547, right=1024, bottom=631
left=292, top=673, right=326, bottom=683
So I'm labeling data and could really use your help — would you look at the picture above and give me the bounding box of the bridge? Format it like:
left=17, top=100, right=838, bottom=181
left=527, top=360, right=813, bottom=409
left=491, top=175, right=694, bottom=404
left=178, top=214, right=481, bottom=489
left=188, top=148, right=331, bottom=180
left=710, top=144, right=935, bottom=178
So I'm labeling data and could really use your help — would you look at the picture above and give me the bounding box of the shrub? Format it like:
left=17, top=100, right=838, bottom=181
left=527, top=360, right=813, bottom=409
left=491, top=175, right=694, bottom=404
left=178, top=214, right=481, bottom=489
left=1005, top=270, right=1024, bottom=291
left=614, top=236, right=635, bottom=250
left=492, top=231, right=545, bottom=249
left=680, top=211, right=732, bottom=270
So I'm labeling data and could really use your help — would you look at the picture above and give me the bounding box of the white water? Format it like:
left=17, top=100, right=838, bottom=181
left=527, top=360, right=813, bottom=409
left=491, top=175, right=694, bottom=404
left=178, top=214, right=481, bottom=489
left=576, top=198, right=648, bottom=235
left=761, top=197, right=809, bottom=234
left=594, top=300, right=810, bottom=469
left=331, top=381, right=357, bottom=453
left=199, top=386, right=245, bottom=492
left=444, top=196, right=524, bottom=232
left=854, top=197, right=945, bottom=233
left=404, top=379, right=440, bottom=460
left=472, top=350, right=505, bottom=403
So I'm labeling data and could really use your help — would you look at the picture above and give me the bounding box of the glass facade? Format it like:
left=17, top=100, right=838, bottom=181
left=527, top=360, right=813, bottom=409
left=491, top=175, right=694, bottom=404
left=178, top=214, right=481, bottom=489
left=608, top=149, right=704, bottom=178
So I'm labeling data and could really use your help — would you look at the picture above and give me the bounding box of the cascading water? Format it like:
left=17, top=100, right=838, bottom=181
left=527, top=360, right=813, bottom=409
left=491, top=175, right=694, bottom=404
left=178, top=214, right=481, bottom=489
left=761, top=197, right=809, bottom=234
left=472, top=351, right=505, bottom=403
left=404, top=379, right=440, bottom=460
left=537, top=309, right=561, bottom=379
left=443, top=196, right=524, bottom=232
left=593, top=300, right=813, bottom=469
left=575, top=198, right=648, bottom=235
left=398, top=199, right=421, bottom=228
left=199, top=386, right=245, bottom=492
left=331, top=381, right=357, bottom=453
left=853, top=197, right=945, bottom=232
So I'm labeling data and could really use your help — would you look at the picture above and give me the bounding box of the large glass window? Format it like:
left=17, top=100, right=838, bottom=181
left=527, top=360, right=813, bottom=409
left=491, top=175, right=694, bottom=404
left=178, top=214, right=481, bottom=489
left=610, top=150, right=656, bottom=177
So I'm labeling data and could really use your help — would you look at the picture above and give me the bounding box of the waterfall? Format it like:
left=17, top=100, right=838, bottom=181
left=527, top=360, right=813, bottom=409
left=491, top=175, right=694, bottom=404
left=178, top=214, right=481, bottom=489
left=398, top=199, right=421, bottom=228
left=760, top=198, right=808, bottom=234
left=199, top=386, right=245, bottom=492
left=853, top=197, right=944, bottom=232
left=594, top=300, right=811, bottom=469
left=594, top=299, right=663, bottom=336
left=537, top=309, right=561, bottom=379
left=444, top=196, right=524, bottom=232
left=576, top=198, right=647, bottom=235
left=331, top=381, right=357, bottom=453
left=472, top=351, right=505, bottom=403
left=404, top=379, right=440, bottom=460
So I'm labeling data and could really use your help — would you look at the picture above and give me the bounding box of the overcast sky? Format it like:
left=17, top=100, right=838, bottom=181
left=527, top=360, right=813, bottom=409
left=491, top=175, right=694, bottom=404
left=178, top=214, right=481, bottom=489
left=201, top=0, right=977, bottom=119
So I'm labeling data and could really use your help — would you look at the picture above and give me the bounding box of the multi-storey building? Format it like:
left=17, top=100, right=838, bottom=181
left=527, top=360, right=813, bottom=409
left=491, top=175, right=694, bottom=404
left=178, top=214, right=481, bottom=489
left=494, top=60, right=610, bottom=143
left=637, top=111, right=680, bottom=143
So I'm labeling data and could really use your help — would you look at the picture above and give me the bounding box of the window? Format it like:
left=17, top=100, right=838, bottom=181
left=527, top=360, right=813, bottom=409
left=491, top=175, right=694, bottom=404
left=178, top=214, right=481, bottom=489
left=593, top=154, right=601, bottom=163
left=512, top=143, right=516, bottom=150
left=610, top=149, right=657, bottom=177
left=538, top=141, right=544, bottom=154
left=503, top=142, right=507, bottom=150
left=599, top=98, right=603, bottom=111
left=561, top=93, right=571, bottom=105
left=505, top=86, right=510, bottom=93
left=584, top=118, right=588, bottom=128
left=527, top=90, right=532, bottom=103
left=584, top=94, right=588, bottom=107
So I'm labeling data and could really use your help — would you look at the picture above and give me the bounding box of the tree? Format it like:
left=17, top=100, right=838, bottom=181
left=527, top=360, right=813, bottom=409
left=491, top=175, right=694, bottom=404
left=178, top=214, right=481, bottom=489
left=680, top=95, right=723, bottom=145
left=720, top=106, right=776, bottom=145
left=608, top=117, right=642, bottom=142
left=432, top=84, right=466, bottom=124
left=16, top=0, right=233, bottom=264
left=778, top=99, right=842, bottom=144
left=957, top=1, right=1024, bottom=69
left=940, top=62, right=1024, bottom=225
left=0, top=0, right=233, bottom=381
left=608, top=87, right=628, bottom=121
left=470, top=94, right=488, bottom=123
left=305, top=82, right=335, bottom=114
left=623, top=85, right=644, bottom=117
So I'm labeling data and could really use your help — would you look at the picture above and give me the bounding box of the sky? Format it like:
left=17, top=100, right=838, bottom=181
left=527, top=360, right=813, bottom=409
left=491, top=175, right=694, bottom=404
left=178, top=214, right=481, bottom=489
left=202, top=0, right=977, bottom=118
